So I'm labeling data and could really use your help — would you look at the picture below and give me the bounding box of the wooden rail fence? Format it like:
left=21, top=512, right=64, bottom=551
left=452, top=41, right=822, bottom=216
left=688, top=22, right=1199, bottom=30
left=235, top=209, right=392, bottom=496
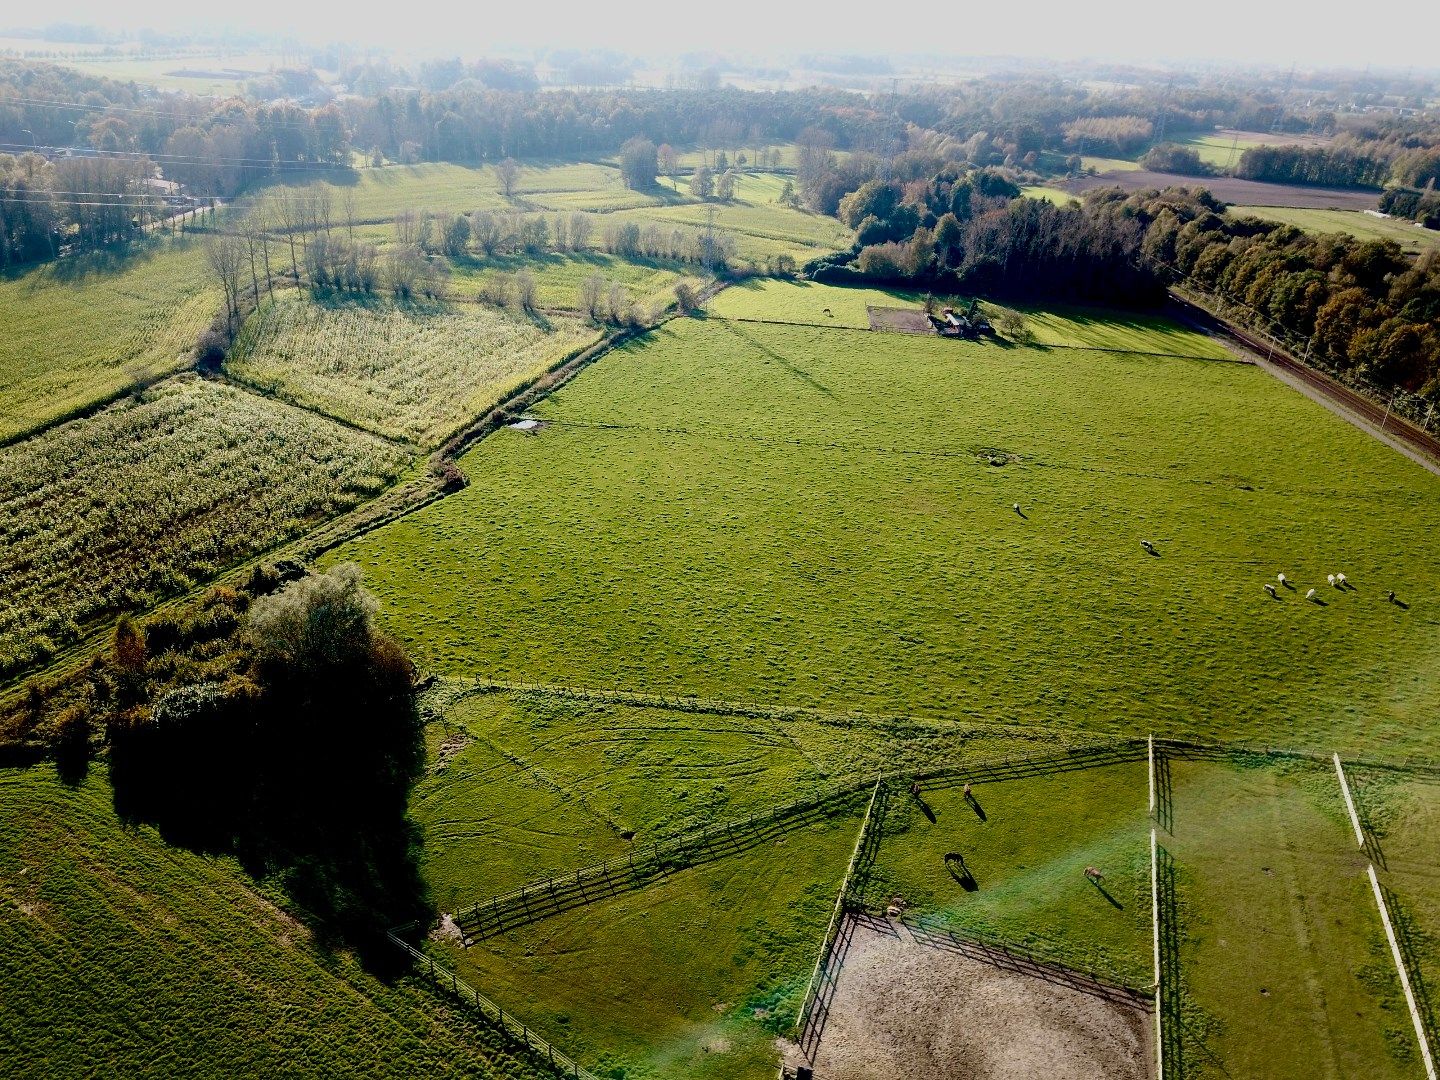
left=387, top=929, right=600, bottom=1080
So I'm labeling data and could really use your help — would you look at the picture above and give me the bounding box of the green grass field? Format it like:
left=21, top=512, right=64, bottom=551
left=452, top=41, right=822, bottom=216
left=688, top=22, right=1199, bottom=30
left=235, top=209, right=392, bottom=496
left=1022, top=184, right=1081, bottom=205
left=414, top=685, right=1078, bottom=912
left=711, top=280, right=1234, bottom=359
left=227, top=290, right=599, bottom=444
left=0, top=374, right=409, bottom=677
left=0, top=765, right=547, bottom=1079
left=442, top=252, right=703, bottom=314
left=0, top=239, right=219, bottom=442
left=1164, top=757, right=1413, bottom=1079
left=438, top=808, right=862, bottom=1080
left=1350, top=767, right=1440, bottom=1047
left=1230, top=206, right=1440, bottom=254
left=858, top=762, right=1153, bottom=988
left=332, top=286, right=1440, bottom=759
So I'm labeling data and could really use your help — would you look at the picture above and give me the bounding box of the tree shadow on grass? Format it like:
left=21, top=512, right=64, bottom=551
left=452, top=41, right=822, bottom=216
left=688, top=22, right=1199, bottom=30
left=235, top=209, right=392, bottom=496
left=109, top=656, right=430, bottom=974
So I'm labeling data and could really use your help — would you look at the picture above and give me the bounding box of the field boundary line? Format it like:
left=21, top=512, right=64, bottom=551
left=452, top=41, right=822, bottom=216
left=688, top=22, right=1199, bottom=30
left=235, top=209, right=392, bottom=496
left=386, top=928, right=599, bottom=1080
left=0, top=283, right=721, bottom=709
left=1365, top=866, right=1439, bottom=1080
left=1151, top=826, right=1164, bottom=1080
left=1334, top=753, right=1366, bottom=848
left=794, top=777, right=885, bottom=1046
left=705, top=314, right=1249, bottom=363
left=446, top=741, right=1142, bottom=944
left=1148, top=734, right=1156, bottom=818
left=446, top=675, right=1117, bottom=746
left=451, top=779, right=876, bottom=943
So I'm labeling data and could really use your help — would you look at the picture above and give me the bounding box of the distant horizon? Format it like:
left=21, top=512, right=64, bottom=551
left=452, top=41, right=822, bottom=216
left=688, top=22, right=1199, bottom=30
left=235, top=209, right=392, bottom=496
left=4, top=0, right=1440, bottom=76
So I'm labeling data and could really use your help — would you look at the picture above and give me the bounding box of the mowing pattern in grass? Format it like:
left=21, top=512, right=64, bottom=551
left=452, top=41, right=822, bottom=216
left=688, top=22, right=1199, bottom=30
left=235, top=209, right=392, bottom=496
left=333, top=309, right=1440, bottom=757
left=1163, top=758, right=1412, bottom=1080
left=438, top=809, right=863, bottom=1080
left=1229, top=205, right=1440, bottom=255
left=228, top=291, right=599, bottom=444
left=0, top=375, right=410, bottom=677
left=0, top=239, right=219, bottom=441
left=0, top=766, right=548, bottom=1080
left=414, top=686, right=1059, bottom=913
left=856, top=761, right=1152, bottom=988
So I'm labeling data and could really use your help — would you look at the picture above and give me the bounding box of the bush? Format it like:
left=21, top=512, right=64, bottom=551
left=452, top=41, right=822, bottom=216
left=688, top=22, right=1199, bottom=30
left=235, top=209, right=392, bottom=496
left=195, top=328, right=228, bottom=370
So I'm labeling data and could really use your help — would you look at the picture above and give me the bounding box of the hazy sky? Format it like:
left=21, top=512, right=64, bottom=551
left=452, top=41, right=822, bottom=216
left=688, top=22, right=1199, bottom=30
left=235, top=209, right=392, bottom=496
left=21, top=0, right=1440, bottom=71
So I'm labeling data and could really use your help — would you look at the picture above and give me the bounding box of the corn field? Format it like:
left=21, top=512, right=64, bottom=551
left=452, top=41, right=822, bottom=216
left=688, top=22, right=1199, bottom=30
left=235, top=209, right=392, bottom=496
left=0, top=375, right=411, bottom=678
left=229, top=292, right=599, bottom=445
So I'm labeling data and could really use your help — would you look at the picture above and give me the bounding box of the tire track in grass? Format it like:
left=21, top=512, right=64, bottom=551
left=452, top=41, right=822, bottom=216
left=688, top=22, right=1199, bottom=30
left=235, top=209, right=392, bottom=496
left=1265, top=768, right=1345, bottom=1079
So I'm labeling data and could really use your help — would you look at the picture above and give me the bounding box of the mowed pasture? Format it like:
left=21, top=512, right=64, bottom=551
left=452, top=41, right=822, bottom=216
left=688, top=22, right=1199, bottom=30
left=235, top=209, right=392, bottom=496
left=711, top=279, right=1234, bottom=359
left=333, top=281, right=1440, bottom=757
left=0, top=375, right=409, bottom=677
left=859, top=762, right=1153, bottom=988
left=415, top=684, right=1072, bottom=912
left=227, top=291, right=600, bottom=444
left=0, top=766, right=548, bottom=1080
left=1230, top=205, right=1440, bottom=255
left=438, top=809, right=862, bottom=1080
left=0, top=239, right=218, bottom=442
left=1162, top=757, right=1413, bottom=1079
left=1349, top=767, right=1440, bottom=1040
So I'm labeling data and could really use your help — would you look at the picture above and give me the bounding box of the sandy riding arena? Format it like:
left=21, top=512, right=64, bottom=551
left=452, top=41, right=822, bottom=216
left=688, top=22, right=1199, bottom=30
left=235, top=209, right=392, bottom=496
left=784, top=915, right=1153, bottom=1080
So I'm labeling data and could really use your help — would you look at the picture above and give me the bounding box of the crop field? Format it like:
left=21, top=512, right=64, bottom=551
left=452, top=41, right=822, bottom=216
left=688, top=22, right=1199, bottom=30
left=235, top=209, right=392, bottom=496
left=435, top=808, right=862, bottom=1080
left=1229, top=205, right=1440, bottom=254
left=858, top=762, right=1153, bottom=988
left=0, top=375, right=409, bottom=677
left=1162, top=757, right=1412, bottom=1079
left=0, top=239, right=219, bottom=442
left=0, top=765, right=547, bottom=1079
left=332, top=288, right=1440, bottom=757
left=227, top=291, right=599, bottom=444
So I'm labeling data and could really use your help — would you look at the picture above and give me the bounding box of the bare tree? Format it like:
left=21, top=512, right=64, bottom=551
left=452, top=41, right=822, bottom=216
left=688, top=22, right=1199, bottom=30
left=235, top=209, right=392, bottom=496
left=205, top=232, right=247, bottom=334
left=578, top=273, right=605, bottom=321
left=657, top=143, right=680, bottom=189
left=343, top=189, right=356, bottom=239
left=514, top=270, right=536, bottom=313
left=470, top=210, right=500, bottom=256
left=568, top=212, right=593, bottom=251
left=394, top=209, right=417, bottom=246
left=495, top=158, right=521, bottom=199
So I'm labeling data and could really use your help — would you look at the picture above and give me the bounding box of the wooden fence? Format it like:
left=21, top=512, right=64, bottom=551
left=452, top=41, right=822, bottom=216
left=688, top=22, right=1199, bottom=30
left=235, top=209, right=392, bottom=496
left=793, top=778, right=888, bottom=1045
left=388, top=929, right=600, bottom=1080
left=455, top=780, right=875, bottom=942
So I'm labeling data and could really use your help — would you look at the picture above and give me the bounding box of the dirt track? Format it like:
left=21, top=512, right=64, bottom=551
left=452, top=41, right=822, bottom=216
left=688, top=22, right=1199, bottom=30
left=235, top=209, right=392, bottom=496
left=782, top=916, right=1152, bottom=1080
left=1061, top=171, right=1379, bottom=210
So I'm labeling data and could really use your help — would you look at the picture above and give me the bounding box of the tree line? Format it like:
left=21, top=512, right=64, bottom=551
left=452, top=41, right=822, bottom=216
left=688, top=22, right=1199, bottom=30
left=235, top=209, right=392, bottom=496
left=1123, top=185, right=1440, bottom=404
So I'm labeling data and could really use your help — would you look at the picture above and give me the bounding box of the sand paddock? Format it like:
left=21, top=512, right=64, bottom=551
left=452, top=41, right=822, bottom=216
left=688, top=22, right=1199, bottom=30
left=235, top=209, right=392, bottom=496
left=783, top=915, right=1152, bottom=1080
